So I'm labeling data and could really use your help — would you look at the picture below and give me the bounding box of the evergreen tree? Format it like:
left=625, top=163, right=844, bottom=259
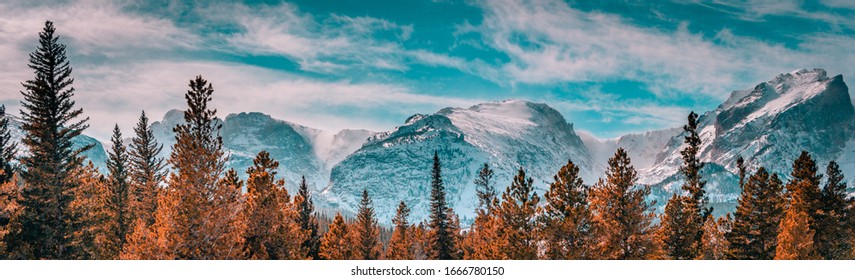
left=657, top=194, right=695, bottom=259
left=775, top=204, right=817, bottom=260
left=353, top=189, right=382, bottom=260
left=494, top=167, right=540, bottom=259
left=786, top=151, right=822, bottom=221
left=386, top=201, right=414, bottom=260
left=474, top=163, right=496, bottom=211
left=726, top=167, right=784, bottom=259
left=737, top=157, right=746, bottom=190
left=242, top=151, right=301, bottom=259
left=102, top=125, right=131, bottom=259
left=164, top=76, right=244, bottom=259
left=463, top=163, right=502, bottom=260
left=426, top=151, right=458, bottom=260
left=70, top=162, right=108, bottom=259
left=700, top=215, right=731, bottom=260
left=15, top=21, right=92, bottom=259
left=0, top=105, right=17, bottom=184
left=319, top=213, right=353, bottom=260
left=127, top=111, right=165, bottom=227
left=589, top=148, right=659, bottom=260
left=0, top=173, right=21, bottom=259
left=296, top=176, right=320, bottom=260
left=539, top=160, right=592, bottom=260
left=120, top=185, right=176, bottom=260
left=814, top=161, right=852, bottom=259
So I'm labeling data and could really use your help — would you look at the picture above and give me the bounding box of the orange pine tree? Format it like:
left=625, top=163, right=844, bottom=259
left=242, top=151, right=303, bottom=260
left=386, top=201, right=414, bottom=260
left=589, top=148, right=661, bottom=260
left=319, top=213, right=353, bottom=260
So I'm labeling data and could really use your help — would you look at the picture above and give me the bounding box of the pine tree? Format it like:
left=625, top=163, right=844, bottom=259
left=463, top=163, right=502, bottom=260
left=816, top=161, right=852, bottom=259
left=0, top=105, right=17, bottom=184
left=386, top=201, right=414, bottom=260
left=737, top=157, right=746, bottom=190
left=164, top=76, right=244, bottom=259
left=120, top=186, right=175, bottom=260
left=70, top=162, right=108, bottom=259
left=101, top=125, right=131, bottom=259
left=296, top=176, right=320, bottom=260
left=726, top=167, right=784, bottom=259
left=700, top=215, right=731, bottom=260
left=0, top=173, right=21, bottom=259
left=781, top=151, right=823, bottom=258
left=127, top=111, right=165, bottom=227
left=474, top=163, right=496, bottom=211
left=15, top=21, right=92, bottom=259
left=539, top=160, right=592, bottom=260
left=426, top=151, right=458, bottom=260
left=775, top=204, right=818, bottom=260
left=493, top=167, right=540, bottom=259
left=589, top=148, right=659, bottom=260
left=657, top=194, right=695, bottom=259
left=353, top=189, right=382, bottom=260
left=319, top=213, right=353, bottom=260
left=242, top=151, right=302, bottom=259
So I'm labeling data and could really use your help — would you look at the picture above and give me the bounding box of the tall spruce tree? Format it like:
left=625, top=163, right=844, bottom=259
left=386, top=201, right=414, bottom=260
left=102, top=125, right=131, bottom=259
left=775, top=203, right=818, bottom=260
left=127, top=111, right=165, bottom=227
left=426, top=151, right=458, bottom=259
left=16, top=21, right=92, bottom=259
left=165, top=75, right=243, bottom=259
left=726, top=167, right=784, bottom=259
left=296, top=176, right=320, bottom=260
left=589, top=148, right=660, bottom=260
left=659, top=111, right=709, bottom=259
left=474, top=163, right=496, bottom=212
left=494, top=167, right=540, bottom=259
left=0, top=105, right=17, bottom=184
left=539, top=160, right=592, bottom=260
left=816, top=161, right=852, bottom=259
left=353, top=189, right=382, bottom=260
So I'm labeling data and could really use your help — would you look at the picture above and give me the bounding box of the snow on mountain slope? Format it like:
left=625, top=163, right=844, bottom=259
left=149, top=110, right=373, bottom=193
left=642, top=68, right=855, bottom=212
left=579, top=127, right=681, bottom=175
left=1, top=113, right=108, bottom=172
left=325, top=100, right=596, bottom=225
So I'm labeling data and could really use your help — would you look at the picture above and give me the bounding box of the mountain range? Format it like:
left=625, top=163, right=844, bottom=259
left=3, top=68, right=853, bottom=225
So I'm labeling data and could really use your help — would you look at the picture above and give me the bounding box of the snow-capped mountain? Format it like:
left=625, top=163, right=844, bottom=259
left=149, top=109, right=374, bottom=193
left=0, top=113, right=108, bottom=172
left=324, top=100, right=596, bottom=224
left=635, top=68, right=855, bottom=213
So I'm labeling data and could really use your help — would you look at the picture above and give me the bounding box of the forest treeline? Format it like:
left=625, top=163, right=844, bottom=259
left=1, top=21, right=853, bottom=260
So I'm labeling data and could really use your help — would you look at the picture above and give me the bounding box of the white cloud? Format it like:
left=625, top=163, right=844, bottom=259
left=464, top=0, right=855, bottom=99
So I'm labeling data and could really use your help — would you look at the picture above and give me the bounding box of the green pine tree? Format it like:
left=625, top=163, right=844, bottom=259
left=102, top=125, right=131, bottom=259
left=816, top=161, right=853, bottom=259
left=127, top=111, right=165, bottom=227
left=353, top=189, right=382, bottom=260
left=426, top=151, right=459, bottom=260
left=296, top=176, right=320, bottom=260
left=726, top=167, right=784, bottom=259
left=15, top=21, right=92, bottom=259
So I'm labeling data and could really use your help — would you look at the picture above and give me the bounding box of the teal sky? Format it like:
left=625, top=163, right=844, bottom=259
left=1, top=0, right=854, bottom=140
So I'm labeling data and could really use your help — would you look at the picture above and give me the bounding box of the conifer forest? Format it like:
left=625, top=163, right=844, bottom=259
left=1, top=21, right=854, bottom=261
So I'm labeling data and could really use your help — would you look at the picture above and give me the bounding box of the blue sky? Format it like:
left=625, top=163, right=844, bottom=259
left=1, top=0, right=854, bottom=140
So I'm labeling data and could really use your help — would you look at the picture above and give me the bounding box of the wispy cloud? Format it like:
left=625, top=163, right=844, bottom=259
left=462, top=0, right=855, bottom=99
